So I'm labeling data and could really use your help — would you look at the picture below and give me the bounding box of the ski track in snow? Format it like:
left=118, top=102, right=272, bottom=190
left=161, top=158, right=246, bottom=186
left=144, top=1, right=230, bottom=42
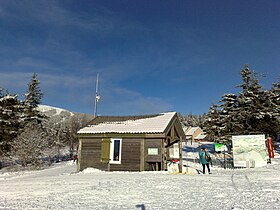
left=0, top=160, right=280, bottom=210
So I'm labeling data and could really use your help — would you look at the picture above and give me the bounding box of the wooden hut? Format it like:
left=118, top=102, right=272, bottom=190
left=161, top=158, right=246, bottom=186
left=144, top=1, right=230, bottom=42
left=76, top=112, right=185, bottom=172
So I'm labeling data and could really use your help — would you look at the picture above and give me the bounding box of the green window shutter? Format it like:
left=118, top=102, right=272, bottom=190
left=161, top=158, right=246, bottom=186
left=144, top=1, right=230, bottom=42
left=101, top=138, right=110, bottom=163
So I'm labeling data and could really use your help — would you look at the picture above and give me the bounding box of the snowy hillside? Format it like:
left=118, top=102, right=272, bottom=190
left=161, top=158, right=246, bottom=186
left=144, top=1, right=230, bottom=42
left=37, top=104, right=93, bottom=125
left=0, top=159, right=280, bottom=209
left=38, top=104, right=74, bottom=118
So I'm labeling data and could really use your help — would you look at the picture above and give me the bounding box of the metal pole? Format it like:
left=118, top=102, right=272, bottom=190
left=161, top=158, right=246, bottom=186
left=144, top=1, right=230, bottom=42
left=93, top=73, right=99, bottom=118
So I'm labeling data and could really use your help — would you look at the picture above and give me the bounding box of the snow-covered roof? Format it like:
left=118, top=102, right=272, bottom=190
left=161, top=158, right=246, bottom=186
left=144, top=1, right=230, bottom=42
left=185, top=127, right=200, bottom=136
left=77, top=112, right=176, bottom=134
left=194, top=133, right=207, bottom=140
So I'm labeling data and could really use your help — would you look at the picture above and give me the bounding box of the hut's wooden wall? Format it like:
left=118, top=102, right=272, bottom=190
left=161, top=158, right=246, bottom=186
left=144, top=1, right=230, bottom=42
left=79, top=137, right=142, bottom=171
left=79, top=138, right=107, bottom=171
left=144, top=139, right=163, bottom=171
left=110, top=138, right=141, bottom=171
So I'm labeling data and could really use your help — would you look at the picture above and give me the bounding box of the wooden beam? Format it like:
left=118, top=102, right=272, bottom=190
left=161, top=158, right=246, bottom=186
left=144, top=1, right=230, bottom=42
left=171, top=125, right=175, bottom=142
left=163, top=138, right=168, bottom=171
left=165, top=139, right=180, bottom=148
left=77, top=139, right=82, bottom=172
left=140, top=139, right=145, bottom=171
left=179, top=136, right=183, bottom=173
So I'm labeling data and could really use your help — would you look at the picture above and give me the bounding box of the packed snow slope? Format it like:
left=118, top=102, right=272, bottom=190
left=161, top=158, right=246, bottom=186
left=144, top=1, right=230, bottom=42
left=0, top=160, right=280, bottom=210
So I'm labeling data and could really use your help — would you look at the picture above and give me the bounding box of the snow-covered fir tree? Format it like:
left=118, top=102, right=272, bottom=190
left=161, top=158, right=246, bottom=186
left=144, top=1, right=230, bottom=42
left=183, top=113, right=207, bottom=128
left=23, top=73, right=45, bottom=124
left=0, top=90, right=23, bottom=155
left=204, top=104, right=222, bottom=141
left=1, top=74, right=45, bottom=159
left=235, top=65, right=263, bottom=133
left=271, top=80, right=280, bottom=120
left=218, top=93, right=240, bottom=136
left=267, top=80, right=280, bottom=135
left=1, top=75, right=92, bottom=166
left=205, top=65, right=280, bottom=141
left=236, top=66, right=279, bottom=135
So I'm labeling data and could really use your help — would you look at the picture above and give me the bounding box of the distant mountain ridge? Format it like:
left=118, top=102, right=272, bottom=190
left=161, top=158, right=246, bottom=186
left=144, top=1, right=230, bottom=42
left=37, top=105, right=93, bottom=123
left=38, top=105, right=74, bottom=118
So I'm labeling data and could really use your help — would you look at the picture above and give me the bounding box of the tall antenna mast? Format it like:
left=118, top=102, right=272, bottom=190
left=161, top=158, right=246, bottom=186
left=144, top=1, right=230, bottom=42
left=93, top=73, right=100, bottom=118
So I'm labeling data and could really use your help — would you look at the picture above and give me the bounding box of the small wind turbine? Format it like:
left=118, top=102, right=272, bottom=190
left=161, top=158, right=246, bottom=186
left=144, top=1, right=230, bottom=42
left=93, top=73, right=100, bottom=118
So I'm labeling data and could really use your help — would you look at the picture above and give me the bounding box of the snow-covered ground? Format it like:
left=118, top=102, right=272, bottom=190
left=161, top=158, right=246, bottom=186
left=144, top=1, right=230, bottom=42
left=0, top=159, right=280, bottom=210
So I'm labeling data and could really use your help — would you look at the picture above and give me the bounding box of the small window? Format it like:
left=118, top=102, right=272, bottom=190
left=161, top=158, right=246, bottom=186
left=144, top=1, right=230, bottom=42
left=110, top=138, right=122, bottom=164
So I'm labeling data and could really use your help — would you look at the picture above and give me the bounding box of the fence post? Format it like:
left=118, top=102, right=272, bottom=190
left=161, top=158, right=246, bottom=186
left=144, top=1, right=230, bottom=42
left=224, top=149, right=226, bottom=169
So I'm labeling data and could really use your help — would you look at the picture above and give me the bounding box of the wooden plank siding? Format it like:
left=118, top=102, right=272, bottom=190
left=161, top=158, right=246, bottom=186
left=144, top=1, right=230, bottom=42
left=78, top=137, right=143, bottom=172
left=109, top=138, right=141, bottom=171
left=145, top=139, right=162, bottom=162
left=144, top=138, right=164, bottom=171
left=78, top=138, right=107, bottom=171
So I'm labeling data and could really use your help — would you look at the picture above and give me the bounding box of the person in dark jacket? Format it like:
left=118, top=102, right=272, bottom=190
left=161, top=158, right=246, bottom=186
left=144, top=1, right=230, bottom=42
left=199, top=147, right=211, bottom=174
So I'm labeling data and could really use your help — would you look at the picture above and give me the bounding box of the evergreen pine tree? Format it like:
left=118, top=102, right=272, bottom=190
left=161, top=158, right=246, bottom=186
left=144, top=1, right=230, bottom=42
left=23, top=73, right=44, bottom=124
left=183, top=113, right=207, bottom=128
left=271, top=80, right=280, bottom=120
left=236, top=66, right=278, bottom=135
left=205, top=65, right=280, bottom=141
left=218, top=93, right=240, bottom=136
left=266, top=80, right=280, bottom=135
left=204, top=104, right=221, bottom=141
left=235, top=65, right=260, bottom=133
left=0, top=91, right=23, bottom=155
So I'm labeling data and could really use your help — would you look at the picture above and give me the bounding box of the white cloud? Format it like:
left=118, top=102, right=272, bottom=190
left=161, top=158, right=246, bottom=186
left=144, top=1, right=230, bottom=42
left=16, top=57, right=54, bottom=69
left=0, top=71, right=95, bottom=90
left=0, top=0, right=141, bottom=35
left=98, top=87, right=173, bottom=115
left=0, top=72, right=32, bottom=90
left=0, top=1, right=197, bottom=115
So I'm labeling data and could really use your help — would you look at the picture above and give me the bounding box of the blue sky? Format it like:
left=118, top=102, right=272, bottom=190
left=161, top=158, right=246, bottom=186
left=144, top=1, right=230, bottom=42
left=0, top=0, right=279, bottom=116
